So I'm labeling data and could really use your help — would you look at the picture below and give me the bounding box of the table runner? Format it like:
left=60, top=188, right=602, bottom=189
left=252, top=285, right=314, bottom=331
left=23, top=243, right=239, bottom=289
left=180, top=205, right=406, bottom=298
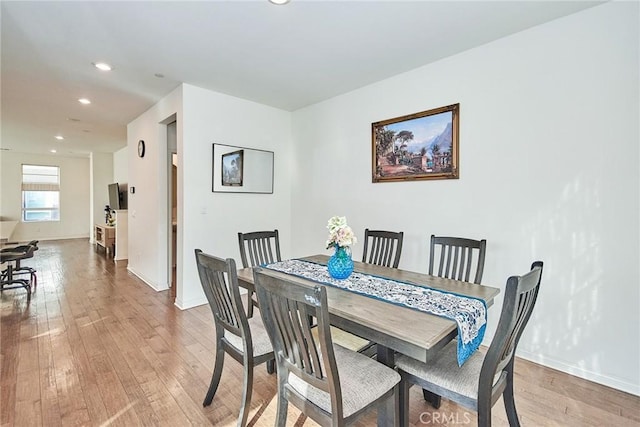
left=264, top=259, right=486, bottom=366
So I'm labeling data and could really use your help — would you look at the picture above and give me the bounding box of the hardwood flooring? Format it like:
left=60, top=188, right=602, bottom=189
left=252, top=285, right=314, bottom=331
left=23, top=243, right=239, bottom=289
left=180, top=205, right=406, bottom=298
left=1, top=239, right=638, bottom=426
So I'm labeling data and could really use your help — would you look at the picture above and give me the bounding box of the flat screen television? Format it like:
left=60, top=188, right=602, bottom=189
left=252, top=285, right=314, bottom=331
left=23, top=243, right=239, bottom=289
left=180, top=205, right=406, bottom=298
left=108, top=182, right=127, bottom=210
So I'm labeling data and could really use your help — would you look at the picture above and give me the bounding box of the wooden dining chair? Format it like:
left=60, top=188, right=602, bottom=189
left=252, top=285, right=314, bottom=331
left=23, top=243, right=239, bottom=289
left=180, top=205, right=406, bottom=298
left=237, top=229, right=281, bottom=318
left=253, top=267, right=401, bottom=426
left=361, top=229, right=404, bottom=268
left=329, top=229, right=405, bottom=357
left=429, top=235, right=487, bottom=284
left=194, top=249, right=275, bottom=427
left=396, top=261, right=543, bottom=427
left=424, top=234, right=488, bottom=406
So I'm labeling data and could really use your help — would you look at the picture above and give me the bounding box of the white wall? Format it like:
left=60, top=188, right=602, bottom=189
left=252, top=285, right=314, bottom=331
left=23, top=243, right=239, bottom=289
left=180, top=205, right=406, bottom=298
left=0, top=151, right=91, bottom=241
left=127, top=85, right=183, bottom=291
left=290, top=2, right=639, bottom=395
left=127, top=84, right=293, bottom=309
left=113, top=146, right=128, bottom=184
left=90, top=152, right=113, bottom=239
left=180, top=84, right=292, bottom=308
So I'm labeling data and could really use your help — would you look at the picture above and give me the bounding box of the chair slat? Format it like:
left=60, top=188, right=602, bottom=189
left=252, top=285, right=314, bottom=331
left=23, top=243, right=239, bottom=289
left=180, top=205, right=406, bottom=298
left=429, top=235, right=487, bottom=284
left=238, top=230, right=282, bottom=317
left=361, top=229, right=404, bottom=269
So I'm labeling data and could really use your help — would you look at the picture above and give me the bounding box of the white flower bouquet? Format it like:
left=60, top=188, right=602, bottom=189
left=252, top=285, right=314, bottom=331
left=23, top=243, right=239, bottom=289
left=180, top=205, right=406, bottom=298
left=326, top=216, right=357, bottom=249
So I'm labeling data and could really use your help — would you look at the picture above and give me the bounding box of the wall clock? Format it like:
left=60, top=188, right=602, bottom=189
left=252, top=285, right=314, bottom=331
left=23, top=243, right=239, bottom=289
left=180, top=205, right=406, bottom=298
left=138, top=140, right=145, bottom=158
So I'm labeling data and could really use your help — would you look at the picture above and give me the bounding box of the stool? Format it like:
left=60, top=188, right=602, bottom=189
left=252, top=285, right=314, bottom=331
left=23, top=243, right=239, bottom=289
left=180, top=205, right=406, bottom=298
left=0, top=241, right=38, bottom=296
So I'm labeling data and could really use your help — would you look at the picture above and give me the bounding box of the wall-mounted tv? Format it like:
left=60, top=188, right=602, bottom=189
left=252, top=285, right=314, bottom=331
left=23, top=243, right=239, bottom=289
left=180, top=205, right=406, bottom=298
left=108, top=182, right=127, bottom=210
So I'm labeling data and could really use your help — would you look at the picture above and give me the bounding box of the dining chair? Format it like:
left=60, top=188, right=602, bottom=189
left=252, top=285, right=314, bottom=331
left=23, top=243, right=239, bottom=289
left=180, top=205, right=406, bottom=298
left=194, top=249, right=275, bottom=427
left=424, top=235, right=488, bottom=406
left=429, top=235, right=487, bottom=284
left=329, top=229, right=405, bottom=357
left=396, top=261, right=544, bottom=427
left=361, top=229, right=404, bottom=268
left=237, top=229, right=281, bottom=318
left=253, top=267, right=401, bottom=426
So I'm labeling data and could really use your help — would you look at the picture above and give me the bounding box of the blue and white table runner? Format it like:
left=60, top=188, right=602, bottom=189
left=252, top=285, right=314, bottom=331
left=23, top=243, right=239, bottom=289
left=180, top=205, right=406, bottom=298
left=264, top=259, right=486, bottom=366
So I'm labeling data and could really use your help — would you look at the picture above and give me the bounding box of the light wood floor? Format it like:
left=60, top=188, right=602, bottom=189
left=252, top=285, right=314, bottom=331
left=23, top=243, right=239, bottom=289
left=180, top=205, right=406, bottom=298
left=1, top=239, right=638, bottom=426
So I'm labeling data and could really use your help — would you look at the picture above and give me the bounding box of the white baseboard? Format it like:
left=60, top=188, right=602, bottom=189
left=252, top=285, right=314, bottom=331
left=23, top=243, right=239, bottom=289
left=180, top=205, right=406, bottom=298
left=175, top=295, right=207, bottom=310
left=8, top=234, right=90, bottom=243
left=126, top=266, right=169, bottom=292
left=517, top=349, right=640, bottom=396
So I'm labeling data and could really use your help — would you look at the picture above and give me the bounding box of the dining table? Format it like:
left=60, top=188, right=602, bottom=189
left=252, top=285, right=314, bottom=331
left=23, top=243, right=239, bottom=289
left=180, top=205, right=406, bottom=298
left=236, top=254, right=500, bottom=426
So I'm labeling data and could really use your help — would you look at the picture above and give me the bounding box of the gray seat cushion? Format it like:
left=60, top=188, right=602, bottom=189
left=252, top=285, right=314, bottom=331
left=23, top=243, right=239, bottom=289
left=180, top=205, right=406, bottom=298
left=396, top=340, right=484, bottom=402
left=287, top=344, right=400, bottom=418
left=224, top=315, right=273, bottom=357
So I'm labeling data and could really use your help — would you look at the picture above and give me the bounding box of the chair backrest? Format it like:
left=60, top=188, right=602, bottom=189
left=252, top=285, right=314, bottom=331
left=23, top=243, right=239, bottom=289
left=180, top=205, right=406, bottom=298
left=478, top=261, right=543, bottom=404
left=253, top=268, right=344, bottom=423
left=237, top=230, right=281, bottom=268
left=194, top=249, right=252, bottom=347
left=361, top=229, right=404, bottom=268
left=429, top=235, right=487, bottom=284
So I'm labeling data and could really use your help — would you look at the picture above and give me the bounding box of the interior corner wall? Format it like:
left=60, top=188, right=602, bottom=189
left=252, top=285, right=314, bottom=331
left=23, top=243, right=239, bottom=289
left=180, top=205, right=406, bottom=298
left=126, top=85, right=183, bottom=291
left=0, top=151, right=91, bottom=241
left=179, top=83, right=293, bottom=309
left=290, top=2, right=639, bottom=395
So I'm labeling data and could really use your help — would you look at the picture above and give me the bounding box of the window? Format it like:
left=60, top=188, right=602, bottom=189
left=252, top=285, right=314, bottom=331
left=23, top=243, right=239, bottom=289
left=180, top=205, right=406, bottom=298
left=22, top=164, right=60, bottom=222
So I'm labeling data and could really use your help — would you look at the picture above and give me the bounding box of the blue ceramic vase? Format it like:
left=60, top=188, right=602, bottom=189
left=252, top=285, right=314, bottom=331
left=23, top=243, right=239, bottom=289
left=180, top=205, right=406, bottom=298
left=327, top=246, right=354, bottom=279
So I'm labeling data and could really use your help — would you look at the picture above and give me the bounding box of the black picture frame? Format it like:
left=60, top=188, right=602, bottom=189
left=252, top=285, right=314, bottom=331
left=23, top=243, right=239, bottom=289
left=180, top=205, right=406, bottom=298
left=221, top=149, right=244, bottom=186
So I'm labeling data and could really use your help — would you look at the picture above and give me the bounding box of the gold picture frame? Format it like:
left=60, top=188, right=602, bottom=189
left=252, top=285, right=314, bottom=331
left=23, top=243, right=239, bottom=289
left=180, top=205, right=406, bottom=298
left=372, top=104, right=459, bottom=183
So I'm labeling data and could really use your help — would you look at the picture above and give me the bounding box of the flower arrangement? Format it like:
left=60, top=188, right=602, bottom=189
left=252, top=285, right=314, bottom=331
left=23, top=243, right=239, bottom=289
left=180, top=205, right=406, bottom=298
left=326, top=216, right=357, bottom=249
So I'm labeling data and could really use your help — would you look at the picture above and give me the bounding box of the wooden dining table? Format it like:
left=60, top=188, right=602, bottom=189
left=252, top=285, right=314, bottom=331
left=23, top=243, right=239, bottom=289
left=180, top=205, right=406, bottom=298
left=237, top=254, right=500, bottom=426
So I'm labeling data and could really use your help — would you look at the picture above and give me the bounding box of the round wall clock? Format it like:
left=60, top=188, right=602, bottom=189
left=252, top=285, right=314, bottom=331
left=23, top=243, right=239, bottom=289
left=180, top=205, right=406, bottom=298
left=138, top=140, right=145, bottom=158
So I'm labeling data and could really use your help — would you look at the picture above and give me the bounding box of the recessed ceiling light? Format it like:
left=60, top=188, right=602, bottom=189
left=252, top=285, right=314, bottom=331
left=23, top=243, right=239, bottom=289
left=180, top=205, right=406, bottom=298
left=55, top=135, right=64, bottom=140
left=93, top=62, right=112, bottom=71
left=78, top=98, right=91, bottom=105
left=50, top=149, right=57, bottom=153
left=269, top=0, right=290, bottom=4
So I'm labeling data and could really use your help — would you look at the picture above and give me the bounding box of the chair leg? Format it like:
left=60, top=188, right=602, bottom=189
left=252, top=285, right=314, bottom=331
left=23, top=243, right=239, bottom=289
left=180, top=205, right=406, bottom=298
left=266, top=359, right=275, bottom=374
left=203, top=344, right=225, bottom=406
left=503, top=367, right=521, bottom=427
left=247, top=292, right=255, bottom=318
left=422, top=388, right=441, bottom=409
left=237, top=358, right=254, bottom=427
left=398, top=379, right=410, bottom=427
left=477, top=396, right=493, bottom=427
left=275, top=381, right=288, bottom=427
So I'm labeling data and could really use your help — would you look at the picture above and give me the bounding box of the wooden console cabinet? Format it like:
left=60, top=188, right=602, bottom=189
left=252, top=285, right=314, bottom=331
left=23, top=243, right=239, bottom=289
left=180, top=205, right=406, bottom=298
left=95, top=210, right=127, bottom=262
left=95, top=224, right=115, bottom=254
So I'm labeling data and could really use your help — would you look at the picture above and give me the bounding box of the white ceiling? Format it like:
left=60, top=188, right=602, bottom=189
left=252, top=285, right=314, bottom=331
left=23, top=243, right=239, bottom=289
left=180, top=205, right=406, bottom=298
left=1, top=0, right=602, bottom=157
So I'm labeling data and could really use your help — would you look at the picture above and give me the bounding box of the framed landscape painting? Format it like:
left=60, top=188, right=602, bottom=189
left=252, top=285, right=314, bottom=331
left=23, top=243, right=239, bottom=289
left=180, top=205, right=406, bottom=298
left=372, top=104, right=459, bottom=183
left=221, top=149, right=244, bottom=186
